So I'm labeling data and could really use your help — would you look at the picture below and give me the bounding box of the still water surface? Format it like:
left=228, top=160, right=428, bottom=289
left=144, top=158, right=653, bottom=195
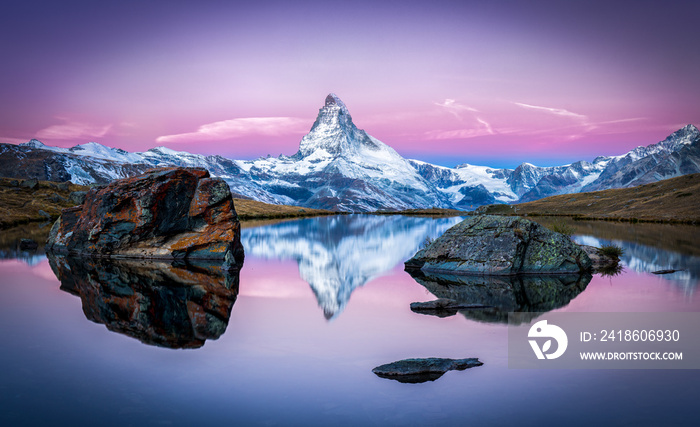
left=1, top=215, right=699, bottom=426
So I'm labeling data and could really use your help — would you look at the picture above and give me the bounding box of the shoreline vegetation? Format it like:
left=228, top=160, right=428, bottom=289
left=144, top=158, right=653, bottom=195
left=477, top=173, right=700, bottom=225
left=372, top=207, right=466, bottom=217
left=232, top=198, right=336, bottom=220
left=1, top=172, right=698, bottom=229
left=0, top=177, right=338, bottom=229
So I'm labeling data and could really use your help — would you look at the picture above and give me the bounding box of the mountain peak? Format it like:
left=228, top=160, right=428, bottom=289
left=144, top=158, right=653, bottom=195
left=19, top=139, right=46, bottom=148
left=654, top=124, right=700, bottom=152
left=679, top=124, right=699, bottom=136
left=296, top=94, right=382, bottom=158
left=324, top=93, right=348, bottom=110
left=313, top=93, right=352, bottom=130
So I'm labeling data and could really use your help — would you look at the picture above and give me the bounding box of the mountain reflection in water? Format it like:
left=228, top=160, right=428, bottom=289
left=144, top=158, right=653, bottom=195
left=241, top=214, right=464, bottom=319
left=48, top=255, right=240, bottom=349
left=406, top=269, right=591, bottom=324
left=574, top=235, right=700, bottom=292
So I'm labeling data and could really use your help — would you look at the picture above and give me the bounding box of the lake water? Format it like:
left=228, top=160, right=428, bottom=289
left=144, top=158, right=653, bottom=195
left=1, top=215, right=699, bottom=426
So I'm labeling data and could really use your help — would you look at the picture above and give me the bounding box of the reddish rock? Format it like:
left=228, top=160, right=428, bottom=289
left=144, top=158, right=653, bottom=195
left=46, top=167, right=244, bottom=270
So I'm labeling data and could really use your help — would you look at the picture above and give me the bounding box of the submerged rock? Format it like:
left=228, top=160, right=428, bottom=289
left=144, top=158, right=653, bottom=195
left=405, top=215, right=591, bottom=275
left=46, top=167, right=244, bottom=270
left=651, top=269, right=683, bottom=275
left=410, top=298, right=489, bottom=317
left=48, top=254, right=239, bottom=349
left=372, top=357, right=483, bottom=383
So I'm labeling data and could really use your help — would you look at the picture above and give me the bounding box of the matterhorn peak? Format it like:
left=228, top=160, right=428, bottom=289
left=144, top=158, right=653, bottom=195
left=324, top=93, right=348, bottom=110
left=295, top=94, right=383, bottom=158
left=680, top=124, right=699, bottom=135
left=311, top=93, right=354, bottom=132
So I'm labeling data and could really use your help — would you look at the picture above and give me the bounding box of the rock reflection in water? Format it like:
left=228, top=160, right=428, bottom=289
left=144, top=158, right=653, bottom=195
left=406, top=269, right=591, bottom=324
left=48, top=255, right=240, bottom=349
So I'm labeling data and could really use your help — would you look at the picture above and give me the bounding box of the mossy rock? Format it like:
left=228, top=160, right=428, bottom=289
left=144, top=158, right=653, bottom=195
left=406, top=215, right=592, bottom=275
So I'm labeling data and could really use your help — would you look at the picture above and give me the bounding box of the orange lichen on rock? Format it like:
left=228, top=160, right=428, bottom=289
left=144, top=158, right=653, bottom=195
left=47, top=167, right=244, bottom=270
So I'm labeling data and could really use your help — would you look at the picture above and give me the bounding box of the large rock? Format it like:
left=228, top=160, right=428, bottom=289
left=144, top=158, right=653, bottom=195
left=405, top=215, right=591, bottom=275
left=46, top=167, right=244, bottom=270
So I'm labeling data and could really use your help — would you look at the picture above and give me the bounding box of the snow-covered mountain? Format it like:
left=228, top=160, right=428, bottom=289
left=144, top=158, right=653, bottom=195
left=1, top=94, right=698, bottom=211
left=235, top=94, right=451, bottom=211
left=409, top=124, right=700, bottom=205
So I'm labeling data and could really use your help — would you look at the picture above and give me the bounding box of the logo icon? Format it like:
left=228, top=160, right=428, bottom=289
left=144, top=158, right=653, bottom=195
left=528, top=320, right=568, bottom=360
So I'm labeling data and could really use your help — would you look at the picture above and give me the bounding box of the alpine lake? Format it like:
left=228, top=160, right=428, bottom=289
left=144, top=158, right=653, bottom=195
left=1, top=214, right=699, bottom=426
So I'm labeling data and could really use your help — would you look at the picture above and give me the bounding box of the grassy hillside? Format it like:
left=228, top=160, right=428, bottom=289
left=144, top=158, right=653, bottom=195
left=0, top=177, right=88, bottom=228
left=232, top=198, right=336, bottom=220
left=477, top=173, right=700, bottom=224
left=373, top=207, right=466, bottom=217
left=528, top=217, right=700, bottom=257
left=0, top=177, right=337, bottom=228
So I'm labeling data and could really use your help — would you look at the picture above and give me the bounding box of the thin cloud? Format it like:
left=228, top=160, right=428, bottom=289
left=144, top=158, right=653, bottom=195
left=435, top=98, right=479, bottom=120
left=513, top=102, right=587, bottom=120
left=425, top=128, right=495, bottom=140
left=476, top=117, right=494, bottom=135
left=157, top=117, right=308, bottom=143
left=36, top=119, right=112, bottom=140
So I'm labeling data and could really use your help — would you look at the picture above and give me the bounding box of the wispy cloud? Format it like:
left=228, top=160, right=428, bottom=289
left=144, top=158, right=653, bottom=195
left=425, top=127, right=495, bottom=140
left=476, top=117, right=494, bottom=135
left=156, top=117, right=308, bottom=143
left=434, top=98, right=478, bottom=120
left=36, top=119, right=112, bottom=140
left=512, top=102, right=587, bottom=120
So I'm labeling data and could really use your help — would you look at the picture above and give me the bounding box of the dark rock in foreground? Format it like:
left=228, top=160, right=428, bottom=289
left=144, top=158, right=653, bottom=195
left=405, top=215, right=591, bottom=275
left=373, top=358, right=483, bottom=383
left=48, top=254, right=239, bottom=349
left=407, top=269, right=591, bottom=324
left=410, top=298, right=489, bottom=317
left=46, top=167, right=244, bottom=270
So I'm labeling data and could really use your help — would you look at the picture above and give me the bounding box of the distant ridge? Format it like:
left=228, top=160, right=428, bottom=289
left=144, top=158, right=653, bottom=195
left=481, top=173, right=700, bottom=224
left=1, top=94, right=698, bottom=212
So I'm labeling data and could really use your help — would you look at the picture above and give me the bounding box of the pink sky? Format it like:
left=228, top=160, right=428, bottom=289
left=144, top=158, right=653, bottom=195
left=1, top=0, right=698, bottom=168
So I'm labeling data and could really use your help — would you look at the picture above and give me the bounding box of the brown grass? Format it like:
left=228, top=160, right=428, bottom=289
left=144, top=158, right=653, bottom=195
left=528, top=217, right=700, bottom=257
left=0, top=177, right=338, bottom=229
left=0, top=177, right=87, bottom=228
left=232, top=198, right=337, bottom=220
left=480, top=173, right=700, bottom=224
left=372, top=207, right=466, bottom=217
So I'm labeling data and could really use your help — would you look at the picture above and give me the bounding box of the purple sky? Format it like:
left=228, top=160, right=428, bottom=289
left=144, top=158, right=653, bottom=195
left=1, top=0, right=698, bottom=168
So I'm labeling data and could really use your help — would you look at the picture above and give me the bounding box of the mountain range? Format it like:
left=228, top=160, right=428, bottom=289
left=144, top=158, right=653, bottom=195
left=1, top=93, right=698, bottom=212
